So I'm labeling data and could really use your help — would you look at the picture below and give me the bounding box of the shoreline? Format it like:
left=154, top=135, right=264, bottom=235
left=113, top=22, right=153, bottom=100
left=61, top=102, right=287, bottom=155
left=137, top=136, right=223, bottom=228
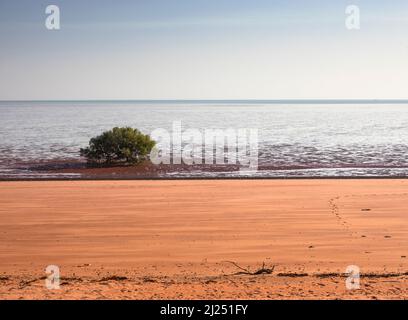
left=3, top=176, right=408, bottom=181
left=2, top=159, right=408, bottom=180
left=1, top=179, right=408, bottom=299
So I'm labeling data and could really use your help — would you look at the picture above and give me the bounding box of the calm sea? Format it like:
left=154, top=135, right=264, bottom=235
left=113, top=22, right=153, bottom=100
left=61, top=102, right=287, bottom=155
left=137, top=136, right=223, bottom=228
left=1, top=100, right=408, bottom=178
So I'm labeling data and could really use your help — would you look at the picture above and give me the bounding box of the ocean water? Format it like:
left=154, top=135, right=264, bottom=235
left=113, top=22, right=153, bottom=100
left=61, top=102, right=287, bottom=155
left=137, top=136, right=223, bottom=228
left=1, top=100, right=408, bottom=178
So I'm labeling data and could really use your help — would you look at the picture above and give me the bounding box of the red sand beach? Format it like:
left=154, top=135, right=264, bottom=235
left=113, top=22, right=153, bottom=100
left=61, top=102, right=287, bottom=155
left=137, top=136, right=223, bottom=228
left=1, top=179, right=408, bottom=299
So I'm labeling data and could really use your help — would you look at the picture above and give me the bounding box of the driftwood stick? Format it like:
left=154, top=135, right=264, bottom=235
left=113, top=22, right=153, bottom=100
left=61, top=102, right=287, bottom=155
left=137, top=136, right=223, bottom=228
left=224, top=261, right=275, bottom=275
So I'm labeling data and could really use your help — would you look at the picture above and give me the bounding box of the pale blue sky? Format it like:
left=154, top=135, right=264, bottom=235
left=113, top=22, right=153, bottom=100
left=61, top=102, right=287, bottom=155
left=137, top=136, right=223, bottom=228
left=0, top=0, right=407, bottom=100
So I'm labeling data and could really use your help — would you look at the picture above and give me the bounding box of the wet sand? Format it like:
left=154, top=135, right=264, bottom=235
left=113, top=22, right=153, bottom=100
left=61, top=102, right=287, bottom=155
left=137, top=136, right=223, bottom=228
left=0, top=179, right=408, bottom=299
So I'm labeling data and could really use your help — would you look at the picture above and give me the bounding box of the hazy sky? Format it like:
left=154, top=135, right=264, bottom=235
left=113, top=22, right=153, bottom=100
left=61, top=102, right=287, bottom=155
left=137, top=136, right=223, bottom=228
left=0, top=0, right=407, bottom=100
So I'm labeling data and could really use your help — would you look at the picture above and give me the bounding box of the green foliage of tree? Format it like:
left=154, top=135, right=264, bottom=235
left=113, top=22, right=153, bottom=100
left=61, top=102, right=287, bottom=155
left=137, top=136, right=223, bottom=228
left=80, top=127, right=156, bottom=165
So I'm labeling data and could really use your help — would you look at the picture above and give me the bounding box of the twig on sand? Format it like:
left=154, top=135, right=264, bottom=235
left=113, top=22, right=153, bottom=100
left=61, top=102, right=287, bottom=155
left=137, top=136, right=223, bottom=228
left=224, top=261, right=275, bottom=275
left=19, top=276, right=46, bottom=289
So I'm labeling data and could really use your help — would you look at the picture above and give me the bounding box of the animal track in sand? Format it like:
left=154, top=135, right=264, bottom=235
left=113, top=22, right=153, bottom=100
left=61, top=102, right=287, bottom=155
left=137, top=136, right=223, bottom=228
left=328, top=192, right=408, bottom=240
left=328, top=196, right=351, bottom=233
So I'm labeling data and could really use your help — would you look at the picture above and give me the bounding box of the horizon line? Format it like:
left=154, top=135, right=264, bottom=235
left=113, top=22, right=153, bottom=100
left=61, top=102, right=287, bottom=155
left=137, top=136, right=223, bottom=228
left=2, top=99, right=408, bottom=104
